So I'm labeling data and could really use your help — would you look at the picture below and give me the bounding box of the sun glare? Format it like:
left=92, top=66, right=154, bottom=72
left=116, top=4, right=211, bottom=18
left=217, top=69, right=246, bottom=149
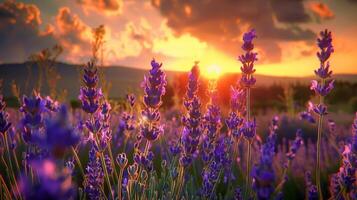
left=203, top=64, right=222, bottom=80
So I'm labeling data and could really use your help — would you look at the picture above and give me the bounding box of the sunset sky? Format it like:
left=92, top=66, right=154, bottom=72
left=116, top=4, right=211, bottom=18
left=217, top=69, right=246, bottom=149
left=1, top=0, right=357, bottom=77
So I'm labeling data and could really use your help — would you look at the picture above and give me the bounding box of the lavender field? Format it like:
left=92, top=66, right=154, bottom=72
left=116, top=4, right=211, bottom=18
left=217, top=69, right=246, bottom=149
left=0, top=0, right=357, bottom=200
left=0, top=27, right=356, bottom=200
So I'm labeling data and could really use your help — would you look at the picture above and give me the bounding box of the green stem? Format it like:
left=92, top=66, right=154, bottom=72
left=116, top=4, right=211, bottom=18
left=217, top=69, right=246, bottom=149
left=71, top=147, right=86, bottom=180
left=316, top=78, right=325, bottom=200
left=245, top=139, right=252, bottom=199
left=316, top=114, right=323, bottom=200
left=4, top=134, right=21, bottom=200
left=0, top=174, right=12, bottom=200
left=108, top=143, right=119, bottom=182
left=100, top=152, right=115, bottom=200
left=118, top=167, right=124, bottom=200
left=12, top=149, right=21, bottom=177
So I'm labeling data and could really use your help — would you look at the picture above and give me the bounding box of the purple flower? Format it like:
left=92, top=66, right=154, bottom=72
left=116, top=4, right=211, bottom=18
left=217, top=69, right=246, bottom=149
left=20, top=94, right=45, bottom=128
left=20, top=94, right=48, bottom=143
left=142, top=59, right=167, bottom=109
left=305, top=171, right=318, bottom=200
left=234, top=187, right=243, bottom=200
left=19, top=159, right=75, bottom=200
left=116, top=153, right=128, bottom=168
left=85, top=145, right=104, bottom=200
left=240, top=119, right=257, bottom=139
left=251, top=117, right=279, bottom=199
left=126, top=93, right=136, bottom=107
left=313, top=104, right=328, bottom=116
left=315, top=62, right=332, bottom=79
left=242, top=29, right=257, bottom=52
left=33, top=105, right=80, bottom=158
left=226, top=112, right=244, bottom=139
left=79, top=61, right=102, bottom=114
left=310, top=79, right=334, bottom=96
left=180, top=63, right=202, bottom=167
left=139, top=59, right=166, bottom=142
left=300, top=111, right=316, bottom=123
left=317, top=29, right=334, bottom=64
left=239, top=29, right=258, bottom=88
left=286, top=129, right=304, bottom=161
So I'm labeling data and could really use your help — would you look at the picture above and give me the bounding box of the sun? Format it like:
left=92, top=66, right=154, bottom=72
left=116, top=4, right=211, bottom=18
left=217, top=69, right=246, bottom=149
left=203, top=64, right=222, bottom=80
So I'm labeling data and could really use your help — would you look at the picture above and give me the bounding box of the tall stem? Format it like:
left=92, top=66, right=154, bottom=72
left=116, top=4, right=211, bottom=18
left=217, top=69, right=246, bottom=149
left=244, top=85, right=252, bottom=199
left=316, top=79, right=325, bottom=200
left=71, top=147, right=85, bottom=180
left=118, top=168, right=124, bottom=200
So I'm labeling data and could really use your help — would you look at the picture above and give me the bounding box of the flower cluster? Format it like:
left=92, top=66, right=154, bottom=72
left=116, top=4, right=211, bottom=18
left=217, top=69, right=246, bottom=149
left=226, top=86, right=245, bottom=139
left=239, top=29, right=257, bottom=88
left=85, top=145, right=104, bottom=200
left=79, top=61, right=103, bottom=114
left=139, top=59, right=166, bottom=142
left=286, top=129, right=304, bottom=161
left=329, top=113, right=357, bottom=199
left=180, top=63, right=202, bottom=167
left=19, top=159, right=75, bottom=200
left=33, top=106, right=80, bottom=158
left=20, top=93, right=58, bottom=144
left=305, top=171, right=318, bottom=200
left=310, top=29, right=334, bottom=116
left=251, top=117, right=279, bottom=199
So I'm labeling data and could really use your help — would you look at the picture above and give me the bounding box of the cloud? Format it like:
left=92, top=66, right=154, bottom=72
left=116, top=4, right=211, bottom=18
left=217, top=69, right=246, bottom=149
left=77, top=0, right=122, bottom=15
left=54, top=7, right=92, bottom=63
left=308, top=2, right=334, bottom=20
left=271, top=0, right=311, bottom=23
left=0, top=0, right=56, bottom=63
left=152, top=0, right=317, bottom=62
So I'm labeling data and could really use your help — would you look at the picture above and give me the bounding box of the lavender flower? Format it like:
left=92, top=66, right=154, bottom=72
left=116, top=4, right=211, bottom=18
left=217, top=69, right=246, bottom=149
left=20, top=94, right=46, bottom=143
left=126, top=93, right=136, bottom=108
left=234, top=187, right=243, bottom=200
left=310, top=29, right=334, bottom=198
left=238, top=29, right=258, bottom=198
left=329, top=140, right=356, bottom=199
left=200, top=78, right=231, bottom=198
left=104, top=154, right=112, bottom=174
left=226, top=87, right=245, bottom=139
left=19, top=159, right=75, bottom=200
left=79, top=61, right=102, bottom=114
left=239, top=29, right=258, bottom=88
left=116, top=153, right=128, bottom=168
left=305, top=171, right=318, bottom=200
left=34, top=105, right=80, bottom=158
left=180, top=63, right=202, bottom=167
left=85, top=145, right=104, bottom=200
left=140, top=59, right=166, bottom=142
left=251, top=117, right=278, bottom=200
left=286, top=129, right=304, bottom=161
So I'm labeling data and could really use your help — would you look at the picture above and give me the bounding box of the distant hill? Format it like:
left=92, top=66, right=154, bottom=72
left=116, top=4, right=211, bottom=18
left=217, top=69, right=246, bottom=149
left=1, top=62, right=357, bottom=99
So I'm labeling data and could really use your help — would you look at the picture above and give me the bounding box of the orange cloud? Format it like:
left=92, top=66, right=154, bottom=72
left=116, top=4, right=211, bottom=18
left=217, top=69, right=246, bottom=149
left=77, top=0, right=122, bottom=15
left=308, top=2, right=334, bottom=20
left=54, top=7, right=92, bottom=63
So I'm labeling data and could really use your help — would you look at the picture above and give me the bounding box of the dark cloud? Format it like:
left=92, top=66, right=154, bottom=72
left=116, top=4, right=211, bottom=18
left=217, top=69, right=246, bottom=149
left=270, top=0, right=311, bottom=23
left=76, top=0, right=122, bottom=14
left=0, top=0, right=57, bottom=63
left=152, top=0, right=318, bottom=62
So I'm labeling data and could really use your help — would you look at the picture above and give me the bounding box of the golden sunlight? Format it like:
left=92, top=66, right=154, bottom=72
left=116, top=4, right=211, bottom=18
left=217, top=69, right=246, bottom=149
left=202, top=64, right=222, bottom=80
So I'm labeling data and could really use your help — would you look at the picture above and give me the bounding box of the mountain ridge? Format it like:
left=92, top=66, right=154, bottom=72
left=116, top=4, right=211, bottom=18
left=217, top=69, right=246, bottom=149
left=1, top=62, right=356, bottom=99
